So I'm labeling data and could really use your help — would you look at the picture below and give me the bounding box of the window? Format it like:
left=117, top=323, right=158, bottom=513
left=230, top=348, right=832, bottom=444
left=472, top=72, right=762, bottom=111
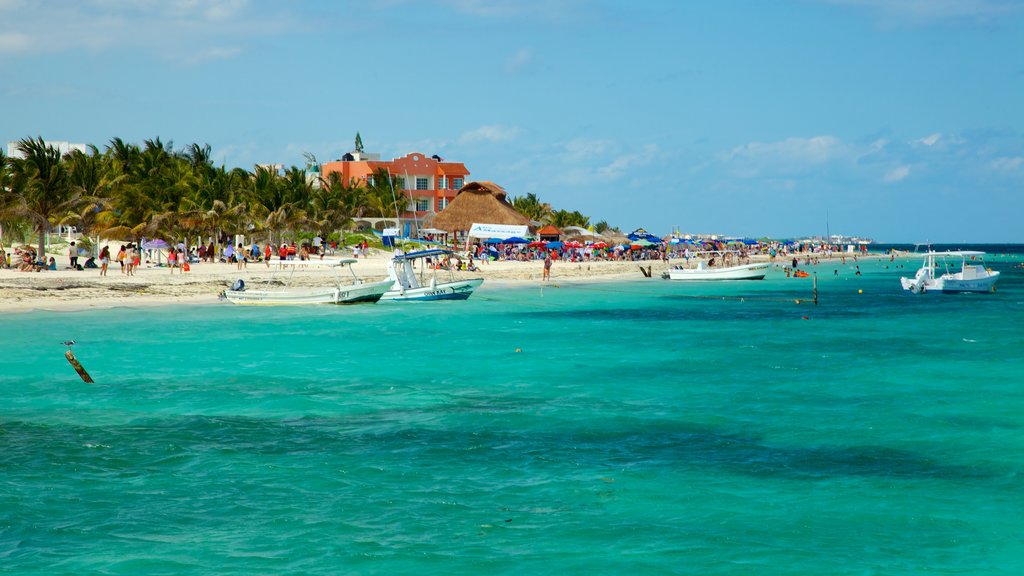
left=415, top=198, right=430, bottom=212
left=416, top=177, right=429, bottom=190
left=394, top=177, right=405, bottom=189
left=438, top=176, right=447, bottom=189
left=453, top=177, right=464, bottom=189
left=438, top=198, right=449, bottom=211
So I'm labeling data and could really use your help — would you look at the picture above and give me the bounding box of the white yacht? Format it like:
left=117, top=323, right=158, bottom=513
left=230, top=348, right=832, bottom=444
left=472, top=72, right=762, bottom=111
left=900, top=251, right=999, bottom=294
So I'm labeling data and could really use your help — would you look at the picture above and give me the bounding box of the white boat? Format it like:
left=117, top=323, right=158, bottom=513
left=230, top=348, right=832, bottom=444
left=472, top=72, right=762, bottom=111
left=662, top=260, right=770, bottom=281
left=900, top=250, right=1000, bottom=294
left=380, top=249, right=483, bottom=301
left=222, top=259, right=393, bottom=305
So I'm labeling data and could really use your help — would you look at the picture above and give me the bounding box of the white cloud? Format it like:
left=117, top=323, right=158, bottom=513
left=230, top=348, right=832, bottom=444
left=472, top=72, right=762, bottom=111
left=505, top=48, right=535, bottom=73
left=915, top=133, right=941, bottom=146
left=181, top=46, right=242, bottom=66
left=884, top=165, right=911, bottom=182
left=563, top=138, right=611, bottom=162
left=724, top=136, right=846, bottom=166
left=0, top=31, right=30, bottom=53
left=458, top=125, right=522, bottom=145
left=990, top=156, right=1023, bottom=172
left=824, top=0, right=1022, bottom=26
left=0, top=0, right=280, bottom=62
left=596, top=144, right=658, bottom=179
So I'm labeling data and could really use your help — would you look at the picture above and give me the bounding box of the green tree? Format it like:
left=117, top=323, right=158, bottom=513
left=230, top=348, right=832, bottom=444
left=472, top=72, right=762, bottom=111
left=354, top=132, right=364, bottom=153
left=8, top=137, right=84, bottom=257
left=548, top=209, right=590, bottom=229
left=511, top=193, right=551, bottom=223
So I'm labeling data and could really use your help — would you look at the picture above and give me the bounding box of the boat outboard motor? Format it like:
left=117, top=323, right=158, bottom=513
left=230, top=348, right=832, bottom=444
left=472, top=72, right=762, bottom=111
left=909, top=269, right=927, bottom=294
left=231, top=279, right=246, bottom=292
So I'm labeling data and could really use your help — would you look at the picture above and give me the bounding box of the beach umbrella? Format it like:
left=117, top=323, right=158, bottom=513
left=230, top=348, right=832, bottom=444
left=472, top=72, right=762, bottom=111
left=528, top=241, right=547, bottom=248
left=632, top=238, right=655, bottom=247
left=565, top=241, right=584, bottom=248
left=484, top=237, right=505, bottom=245
left=545, top=241, right=565, bottom=250
left=591, top=241, right=609, bottom=249
left=504, top=236, right=530, bottom=244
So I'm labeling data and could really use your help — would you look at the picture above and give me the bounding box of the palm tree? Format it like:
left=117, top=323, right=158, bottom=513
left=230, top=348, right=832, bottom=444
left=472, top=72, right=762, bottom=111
left=63, top=145, right=121, bottom=254
left=0, top=148, right=18, bottom=243
left=512, top=193, right=552, bottom=223
left=548, top=209, right=590, bottom=230
left=8, top=137, right=84, bottom=257
left=364, top=167, right=401, bottom=219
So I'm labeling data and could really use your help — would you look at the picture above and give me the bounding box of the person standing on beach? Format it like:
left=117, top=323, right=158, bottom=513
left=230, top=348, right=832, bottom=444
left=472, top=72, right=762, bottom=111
left=116, top=245, right=126, bottom=273
left=68, top=242, right=78, bottom=270
left=99, top=245, right=110, bottom=276
left=278, top=242, right=288, bottom=267
left=543, top=253, right=552, bottom=281
left=124, top=244, right=135, bottom=276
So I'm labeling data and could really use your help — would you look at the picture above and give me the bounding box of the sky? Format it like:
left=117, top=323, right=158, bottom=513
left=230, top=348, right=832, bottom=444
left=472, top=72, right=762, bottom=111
left=2, top=0, right=1022, bottom=243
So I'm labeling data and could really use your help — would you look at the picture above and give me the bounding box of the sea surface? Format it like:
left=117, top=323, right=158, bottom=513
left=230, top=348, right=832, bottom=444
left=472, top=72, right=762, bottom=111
left=2, top=248, right=1023, bottom=575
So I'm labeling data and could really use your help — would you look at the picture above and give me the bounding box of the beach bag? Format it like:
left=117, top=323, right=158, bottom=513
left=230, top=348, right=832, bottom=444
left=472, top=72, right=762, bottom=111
left=183, top=262, right=191, bottom=272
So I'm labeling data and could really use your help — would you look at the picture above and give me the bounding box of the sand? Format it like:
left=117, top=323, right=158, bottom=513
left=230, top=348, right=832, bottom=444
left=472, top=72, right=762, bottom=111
left=0, top=248, right=873, bottom=312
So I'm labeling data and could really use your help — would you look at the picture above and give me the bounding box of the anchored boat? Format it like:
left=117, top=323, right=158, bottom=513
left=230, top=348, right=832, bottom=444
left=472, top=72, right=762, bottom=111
left=222, top=259, right=393, bottom=305
left=900, top=251, right=999, bottom=294
left=381, top=249, right=483, bottom=301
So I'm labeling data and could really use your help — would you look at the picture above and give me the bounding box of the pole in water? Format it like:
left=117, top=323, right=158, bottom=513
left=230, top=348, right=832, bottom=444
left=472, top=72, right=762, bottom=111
left=65, top=350, right=94, bottom=383
left=813, top=273, right=818, bottom=305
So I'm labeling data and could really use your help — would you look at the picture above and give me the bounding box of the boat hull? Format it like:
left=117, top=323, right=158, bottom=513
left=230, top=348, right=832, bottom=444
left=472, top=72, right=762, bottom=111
left=380, top=278, right=484, bottom=301
left=900, top=274, right=999, bottom=294
left=664, top=262, right=769, bottom=281
left=224, top=279, right=393, bottom=305
left=900, top=253, right=1000, bottom=295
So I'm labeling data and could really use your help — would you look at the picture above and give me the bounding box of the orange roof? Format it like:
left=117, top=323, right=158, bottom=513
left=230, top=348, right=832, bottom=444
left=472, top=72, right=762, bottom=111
left=537, top=225, right=562, bottom=235
left=437, top=162, right=469, bottom=176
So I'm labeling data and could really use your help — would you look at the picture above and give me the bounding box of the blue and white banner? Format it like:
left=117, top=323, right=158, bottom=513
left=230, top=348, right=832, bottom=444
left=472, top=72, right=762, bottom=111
left=468, top=223, right=528, bottom=239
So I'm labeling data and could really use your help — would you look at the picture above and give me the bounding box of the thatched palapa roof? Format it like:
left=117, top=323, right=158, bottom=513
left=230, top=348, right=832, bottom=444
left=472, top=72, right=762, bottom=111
left=430, top=181, right=531, bottom=234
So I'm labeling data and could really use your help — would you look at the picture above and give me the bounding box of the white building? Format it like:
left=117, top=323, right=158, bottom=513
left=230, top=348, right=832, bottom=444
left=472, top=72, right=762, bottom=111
left=6, top=140, right=87, bottom=159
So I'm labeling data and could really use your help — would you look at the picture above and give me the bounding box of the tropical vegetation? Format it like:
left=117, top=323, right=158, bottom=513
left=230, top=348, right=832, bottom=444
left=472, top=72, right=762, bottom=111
left=0, top=136, right=613, bottom=256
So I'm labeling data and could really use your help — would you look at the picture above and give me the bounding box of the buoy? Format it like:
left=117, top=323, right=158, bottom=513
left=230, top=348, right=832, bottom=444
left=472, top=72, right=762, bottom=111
left=515, top=348, right=522, bottom=353
left=858, top=289, right=863, bottom=294
left=65, top=350, right=94, bottom=383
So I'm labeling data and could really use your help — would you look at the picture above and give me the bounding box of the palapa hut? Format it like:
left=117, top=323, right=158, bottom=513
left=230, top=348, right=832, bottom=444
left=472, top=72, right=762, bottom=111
left=430, top=181, right=532, bottom=241
left=536, top=225, right=562, bottom=242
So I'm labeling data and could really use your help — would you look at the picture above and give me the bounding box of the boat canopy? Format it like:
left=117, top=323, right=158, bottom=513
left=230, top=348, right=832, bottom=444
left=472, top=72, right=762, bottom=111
left=279, top=258, right=359, bottom=267
left=393, top=249, right=452, bottom=261
left=920, top=251, right=987, bottom=257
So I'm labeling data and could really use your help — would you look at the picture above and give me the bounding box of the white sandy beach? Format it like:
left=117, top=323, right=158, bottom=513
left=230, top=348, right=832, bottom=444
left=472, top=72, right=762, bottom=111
left=0, top=248, right=877, bottom=312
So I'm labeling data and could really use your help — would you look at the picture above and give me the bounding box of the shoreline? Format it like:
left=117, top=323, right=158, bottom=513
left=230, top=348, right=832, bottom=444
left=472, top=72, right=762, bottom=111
left=0, top=251, right=885, bottom=313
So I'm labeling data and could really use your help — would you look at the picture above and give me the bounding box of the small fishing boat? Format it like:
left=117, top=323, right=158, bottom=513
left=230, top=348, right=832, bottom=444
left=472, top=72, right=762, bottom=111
left=381, top=248, right=483, bottom=301
left=900, top=250, right=999, bottom=294
left=662, top=252, right=770, bottom=281
left=222, top=259, right=393, bottom=305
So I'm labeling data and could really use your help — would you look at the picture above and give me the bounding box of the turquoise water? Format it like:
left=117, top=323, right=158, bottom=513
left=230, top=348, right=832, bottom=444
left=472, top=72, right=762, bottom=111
left=3, top=253, right=1023, bottom=574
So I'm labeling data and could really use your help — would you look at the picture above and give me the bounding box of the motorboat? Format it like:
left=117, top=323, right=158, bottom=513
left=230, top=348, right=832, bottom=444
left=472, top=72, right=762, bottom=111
left=222, top=259, right=393, bottom=305
left=900, top=250, right=999, bottom=294
left=381, top=249, right=483, bottom=301
left=662, top=260, right=770, bottom=281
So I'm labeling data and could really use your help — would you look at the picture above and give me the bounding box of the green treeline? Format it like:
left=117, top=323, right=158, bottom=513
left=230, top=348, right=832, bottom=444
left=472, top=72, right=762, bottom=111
left=0, top=137, right=609, bottom=256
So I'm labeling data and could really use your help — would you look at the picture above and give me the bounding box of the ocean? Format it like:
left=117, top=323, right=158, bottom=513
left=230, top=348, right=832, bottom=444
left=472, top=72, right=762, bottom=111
left=2, top=249, right=1023, bottom=574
